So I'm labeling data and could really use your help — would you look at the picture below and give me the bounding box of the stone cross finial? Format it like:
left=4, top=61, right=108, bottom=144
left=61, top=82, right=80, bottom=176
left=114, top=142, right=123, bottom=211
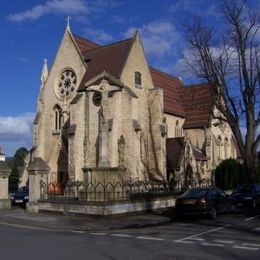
left=65, top=16, right=72, bottom=31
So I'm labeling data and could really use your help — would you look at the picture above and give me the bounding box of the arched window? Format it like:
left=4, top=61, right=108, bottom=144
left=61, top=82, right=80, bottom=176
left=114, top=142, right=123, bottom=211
left=135, top=71, right=142, bottom=87
left=217, top=135, right=222, bottom=160
left=175, top=120, right=180, bottom=137
left=54, top=105, right=62, bottom=131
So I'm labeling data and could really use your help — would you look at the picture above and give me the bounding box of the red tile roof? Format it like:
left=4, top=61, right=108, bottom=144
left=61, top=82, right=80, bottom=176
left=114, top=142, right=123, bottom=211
left=73, top=34, right=213, bottom=128
left=150, top=67, right=186, bottom=117
left=183, top=83, right=213, bottom=128
left=73, top=34, right=100, bottom=53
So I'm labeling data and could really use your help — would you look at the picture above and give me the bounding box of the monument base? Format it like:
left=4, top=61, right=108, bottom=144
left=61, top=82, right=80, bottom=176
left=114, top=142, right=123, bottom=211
left=82, top=167, right=126, bottom=183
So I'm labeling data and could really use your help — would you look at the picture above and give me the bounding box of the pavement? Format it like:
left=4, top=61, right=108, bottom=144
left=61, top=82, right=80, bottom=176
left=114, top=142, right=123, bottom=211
left=0, top=207, right=172, bottom=231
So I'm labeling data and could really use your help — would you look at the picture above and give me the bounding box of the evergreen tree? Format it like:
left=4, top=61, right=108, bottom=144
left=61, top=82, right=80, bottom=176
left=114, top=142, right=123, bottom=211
left=9, top=147, right=29, bottom=192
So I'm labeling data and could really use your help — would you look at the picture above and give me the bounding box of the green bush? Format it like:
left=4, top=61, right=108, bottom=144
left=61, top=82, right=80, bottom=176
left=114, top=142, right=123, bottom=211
left=214, top=159, right=246, bottom=190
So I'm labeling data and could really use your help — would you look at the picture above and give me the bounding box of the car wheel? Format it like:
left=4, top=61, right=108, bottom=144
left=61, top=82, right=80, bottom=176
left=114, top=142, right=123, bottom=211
left=209, top=207, right=217, bottom=219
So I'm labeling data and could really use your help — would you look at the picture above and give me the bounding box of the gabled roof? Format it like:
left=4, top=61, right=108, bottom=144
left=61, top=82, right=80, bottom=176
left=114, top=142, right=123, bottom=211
left=183, top=83, right=213, bottom=129
left=166, top=138, right=207, bottom=170
left=150, top=67, right=186, bottom=117
left=192, top=146, right=207, bottom=161
left=77, top=38, right=134, bottom=91
left=73, top=34, right=100, bottom=53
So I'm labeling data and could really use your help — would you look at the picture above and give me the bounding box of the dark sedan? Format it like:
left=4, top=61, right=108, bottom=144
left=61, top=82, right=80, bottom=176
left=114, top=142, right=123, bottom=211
left=175, top=187, right=233, bottom=219
left=10, top=186, right=29, bottom=207
left=229, top=183, right=260, bottom=208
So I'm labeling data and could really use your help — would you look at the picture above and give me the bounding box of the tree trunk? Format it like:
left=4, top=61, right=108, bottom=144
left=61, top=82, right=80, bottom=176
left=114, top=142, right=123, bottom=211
left=244, top=152, right=257, bottom=183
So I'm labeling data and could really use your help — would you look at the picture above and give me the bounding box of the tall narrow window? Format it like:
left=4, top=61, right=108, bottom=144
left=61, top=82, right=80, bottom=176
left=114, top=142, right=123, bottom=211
left=175, top=120, right=180, bottom=137
left=224, top=137, right=229, bottom=159
left=54, top=105, right=62, bottom=131
left=217, top=135, right=222, bottom=160
left=135, top=71, right=142, bottom=87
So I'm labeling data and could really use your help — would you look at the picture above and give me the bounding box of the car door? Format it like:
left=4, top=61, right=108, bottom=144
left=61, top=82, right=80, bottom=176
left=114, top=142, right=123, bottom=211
left=215, top=188, right=228, bottom=213
left=254, top=184, right=260, bottom=206
left=207, top=188, right=218, bottom=210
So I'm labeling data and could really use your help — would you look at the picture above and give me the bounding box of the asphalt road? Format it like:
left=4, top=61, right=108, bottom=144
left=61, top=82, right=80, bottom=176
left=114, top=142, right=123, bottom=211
left=0, top=209, right=259, bottom=260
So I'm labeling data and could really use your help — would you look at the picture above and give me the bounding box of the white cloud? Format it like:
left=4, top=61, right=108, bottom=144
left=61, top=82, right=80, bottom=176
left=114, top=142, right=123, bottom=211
left=7, top=0, right=88, bottom=22
left=0, top=113, right=34, bottom=155
left=124, top=21, right=182, bottom=58
left=83, top=28, right=113, bottom=43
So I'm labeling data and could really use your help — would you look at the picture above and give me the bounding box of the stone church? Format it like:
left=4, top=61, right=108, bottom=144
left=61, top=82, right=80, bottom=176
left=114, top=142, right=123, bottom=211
left=29, top=23, right=238, bottom=190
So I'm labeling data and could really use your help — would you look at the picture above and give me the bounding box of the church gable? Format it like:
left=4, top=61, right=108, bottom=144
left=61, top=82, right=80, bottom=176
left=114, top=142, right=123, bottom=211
left=41, top=30, right=87, bottom=110
left=76, top=38, right=133, bottom=91
left=120, top=32, right=154, bottom=91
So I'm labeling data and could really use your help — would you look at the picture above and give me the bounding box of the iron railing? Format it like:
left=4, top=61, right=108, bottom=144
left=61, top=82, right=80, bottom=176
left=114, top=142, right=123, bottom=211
left=40, top=180, right=169, bottom=203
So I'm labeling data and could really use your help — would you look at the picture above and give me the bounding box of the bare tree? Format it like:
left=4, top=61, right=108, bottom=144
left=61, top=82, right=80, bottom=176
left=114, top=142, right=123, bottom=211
left=184, top=0, right=260, bottom=182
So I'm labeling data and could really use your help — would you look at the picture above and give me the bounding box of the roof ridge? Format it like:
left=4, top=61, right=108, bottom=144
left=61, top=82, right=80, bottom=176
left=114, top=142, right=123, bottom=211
left=150, top=66, right=183, bottom=83
left=82, top=37, right=133, bottom=54
left=192, top=145, right=204, bottom=153
left=73, top=34, right=100, bottom=47
left=185, top=82, right=209, bottom=88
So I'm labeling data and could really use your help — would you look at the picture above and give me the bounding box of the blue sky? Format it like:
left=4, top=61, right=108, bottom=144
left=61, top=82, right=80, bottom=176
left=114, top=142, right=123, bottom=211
left=0, top=0, right=258, bottom=156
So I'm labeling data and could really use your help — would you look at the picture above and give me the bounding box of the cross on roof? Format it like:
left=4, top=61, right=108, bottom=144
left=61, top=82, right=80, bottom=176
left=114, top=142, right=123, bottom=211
left=65, top=16, right=72, bottom=31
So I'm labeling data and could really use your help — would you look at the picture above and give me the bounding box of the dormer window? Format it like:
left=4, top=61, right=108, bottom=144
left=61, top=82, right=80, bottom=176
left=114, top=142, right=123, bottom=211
left=135, top=71, right=142, bottom=88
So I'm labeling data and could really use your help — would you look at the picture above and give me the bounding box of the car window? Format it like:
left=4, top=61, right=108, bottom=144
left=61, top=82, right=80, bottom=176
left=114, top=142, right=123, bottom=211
left=255, top=184, right=260, bottom=192
left=17, top=187, right=29, bottom=193
left=208, top=188, right=218, bottom=198
left=235, top=185, right=252, bottom=193
left=216, top=188, right=226, bottom=197
left=182, top=188, right=209, bottom=198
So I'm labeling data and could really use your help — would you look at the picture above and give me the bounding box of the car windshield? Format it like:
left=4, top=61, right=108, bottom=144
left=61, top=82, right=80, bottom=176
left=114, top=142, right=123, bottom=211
left=182, top=188, right=209, bottom=198
left=235, top=185, right=252, bottom=193
left=17, top=187, right=28, bottom=193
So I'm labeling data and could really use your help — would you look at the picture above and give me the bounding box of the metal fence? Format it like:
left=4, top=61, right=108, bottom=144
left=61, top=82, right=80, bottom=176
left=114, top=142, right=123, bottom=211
left=40, top=180, right=169, bottom=203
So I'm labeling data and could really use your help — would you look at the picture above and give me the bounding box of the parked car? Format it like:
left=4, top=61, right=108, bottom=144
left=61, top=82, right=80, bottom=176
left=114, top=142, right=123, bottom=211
left=175, top=187, right=234, bottom=219
left=229, top=183, right=260, bottom=208
left=10, top=186, right=29, bottom=207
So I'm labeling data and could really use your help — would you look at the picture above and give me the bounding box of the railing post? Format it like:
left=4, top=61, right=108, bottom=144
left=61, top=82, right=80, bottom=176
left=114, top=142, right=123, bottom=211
left=27, top=157, right=50, bottom=213
left=0, top=161, right=11, bottom=209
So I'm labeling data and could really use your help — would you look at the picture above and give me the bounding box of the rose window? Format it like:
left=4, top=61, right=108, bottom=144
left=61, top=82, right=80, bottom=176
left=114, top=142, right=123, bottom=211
left=58, top=70, right=77, bottom=99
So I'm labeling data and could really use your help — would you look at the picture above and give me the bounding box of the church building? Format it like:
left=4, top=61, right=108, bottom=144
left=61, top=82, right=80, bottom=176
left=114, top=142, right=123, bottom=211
left=31, top=23, right=238, bottom=190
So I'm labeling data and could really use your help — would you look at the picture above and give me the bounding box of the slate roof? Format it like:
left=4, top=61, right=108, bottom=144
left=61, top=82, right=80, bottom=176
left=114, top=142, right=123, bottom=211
left=77, top=38, right=133, bottom=91
left=73, top=34, right=213, bottom=128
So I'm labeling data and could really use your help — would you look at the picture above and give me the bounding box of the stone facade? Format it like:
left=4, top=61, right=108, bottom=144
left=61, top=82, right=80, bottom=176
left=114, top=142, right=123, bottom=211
left=29, top=26, right=237, bottom=190
left=32, top=27, right=166, bottom=185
